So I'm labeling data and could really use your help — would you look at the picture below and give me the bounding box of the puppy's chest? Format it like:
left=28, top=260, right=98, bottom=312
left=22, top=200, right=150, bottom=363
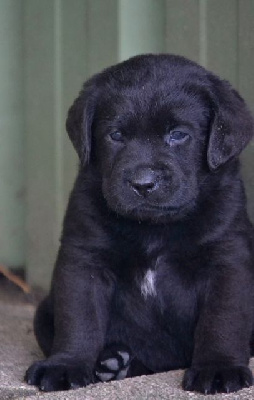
left=118, top=250, right=199, bottom=314
left=113, top=255, right=198, bottom=337
left=113, top=228, right=202, bottom=318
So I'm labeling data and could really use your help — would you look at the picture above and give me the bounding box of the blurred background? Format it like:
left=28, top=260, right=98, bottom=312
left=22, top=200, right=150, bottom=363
left=0, top=0, right=253, bottom=290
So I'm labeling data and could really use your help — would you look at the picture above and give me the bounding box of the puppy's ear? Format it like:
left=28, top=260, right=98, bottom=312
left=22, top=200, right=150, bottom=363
left=207, top=78, right=254, bottom=170
left=66, top=80, right=96, bottom=165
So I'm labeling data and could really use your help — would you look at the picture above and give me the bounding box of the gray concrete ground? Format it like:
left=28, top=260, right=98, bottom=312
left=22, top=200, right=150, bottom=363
left=1, top=281, right=254, bottom=399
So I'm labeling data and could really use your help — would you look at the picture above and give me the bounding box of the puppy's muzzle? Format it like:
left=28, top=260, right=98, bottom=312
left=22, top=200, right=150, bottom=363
left=128, top=167, right=159, bottom=197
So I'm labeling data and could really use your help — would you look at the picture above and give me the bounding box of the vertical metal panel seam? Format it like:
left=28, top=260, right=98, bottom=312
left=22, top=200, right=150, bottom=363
left=162, top=0, right=167, bottom=53
left=117, top=0, right=122, bottom=61
left=54, top=0, right=64, bottom=242
left=85, top=0, right=92, bottom=77
left=199, top=0, right=207, bottom=67
left=236, top=0, right=239, bottom=90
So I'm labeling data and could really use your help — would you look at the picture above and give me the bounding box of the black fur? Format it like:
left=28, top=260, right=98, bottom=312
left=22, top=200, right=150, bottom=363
left=25, top=54, right=254, bottom=394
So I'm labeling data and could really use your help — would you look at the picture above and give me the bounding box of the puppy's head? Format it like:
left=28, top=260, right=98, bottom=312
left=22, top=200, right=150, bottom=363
left=66, top=55, right=253, bottom=223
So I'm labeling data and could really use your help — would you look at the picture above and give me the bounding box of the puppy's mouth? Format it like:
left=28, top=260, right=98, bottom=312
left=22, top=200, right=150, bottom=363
left=121, top=201, right=188, bottom=223
left=134, top=203, right=183, bottom=218
left=102, top=177, right=198, bottom=222
left=139, top=204, right=179, bottom=212
left=112, top=191, right=198, bottom=221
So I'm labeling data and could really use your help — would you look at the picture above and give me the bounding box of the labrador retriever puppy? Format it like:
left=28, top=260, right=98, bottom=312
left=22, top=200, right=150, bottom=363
left=25, top=54, right=254, bottom=394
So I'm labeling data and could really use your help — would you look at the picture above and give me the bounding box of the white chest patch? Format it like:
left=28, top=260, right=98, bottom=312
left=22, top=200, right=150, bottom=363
left=140, top=269, right=157, bottom=299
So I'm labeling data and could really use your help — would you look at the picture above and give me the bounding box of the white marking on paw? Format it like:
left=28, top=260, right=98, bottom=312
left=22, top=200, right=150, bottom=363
left=141, top=269, right=157, bottom=299
left=101, top=358, right=119, bottom=371
left=95, top=371, right=115, bottom=381
left=116, top=367, right=129, bottom=380
left=117, top=351, right=130, bottom=365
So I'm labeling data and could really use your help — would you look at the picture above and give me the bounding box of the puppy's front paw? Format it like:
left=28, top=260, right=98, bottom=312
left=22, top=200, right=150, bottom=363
left=25, top=359, right=94, bottom=392
left=95, top=344, right=131, bottom=382
left=183, top=365, right=253, bottom=394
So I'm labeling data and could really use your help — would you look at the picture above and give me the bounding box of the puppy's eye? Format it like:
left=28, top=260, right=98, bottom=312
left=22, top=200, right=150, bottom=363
left=109, top=131, right=124, bottom=142
left=165, top=130, right=189, bottom=146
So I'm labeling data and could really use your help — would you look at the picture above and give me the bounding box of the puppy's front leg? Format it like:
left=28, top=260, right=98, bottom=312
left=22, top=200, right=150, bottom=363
left=183, top=255, right=254, bottom=394
left=26, top=248, right=114, bottom=392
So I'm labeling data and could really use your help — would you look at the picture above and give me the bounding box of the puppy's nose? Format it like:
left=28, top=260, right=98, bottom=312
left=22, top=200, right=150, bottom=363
left=129, top=168, right=157, bottom=196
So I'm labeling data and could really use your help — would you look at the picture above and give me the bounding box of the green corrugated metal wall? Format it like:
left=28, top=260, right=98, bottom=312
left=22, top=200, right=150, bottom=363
left=0, top=0, right=253, bottom=289
left=0, top=1, right=25, bottom=268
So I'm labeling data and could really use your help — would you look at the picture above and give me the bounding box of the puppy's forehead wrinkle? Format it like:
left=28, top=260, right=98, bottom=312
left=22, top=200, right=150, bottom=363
left=100, top=92, right=210, bottom=139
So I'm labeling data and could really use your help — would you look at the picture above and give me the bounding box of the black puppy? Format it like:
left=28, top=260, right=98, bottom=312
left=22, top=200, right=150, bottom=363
left=25, top=54, right=254, bottom=394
